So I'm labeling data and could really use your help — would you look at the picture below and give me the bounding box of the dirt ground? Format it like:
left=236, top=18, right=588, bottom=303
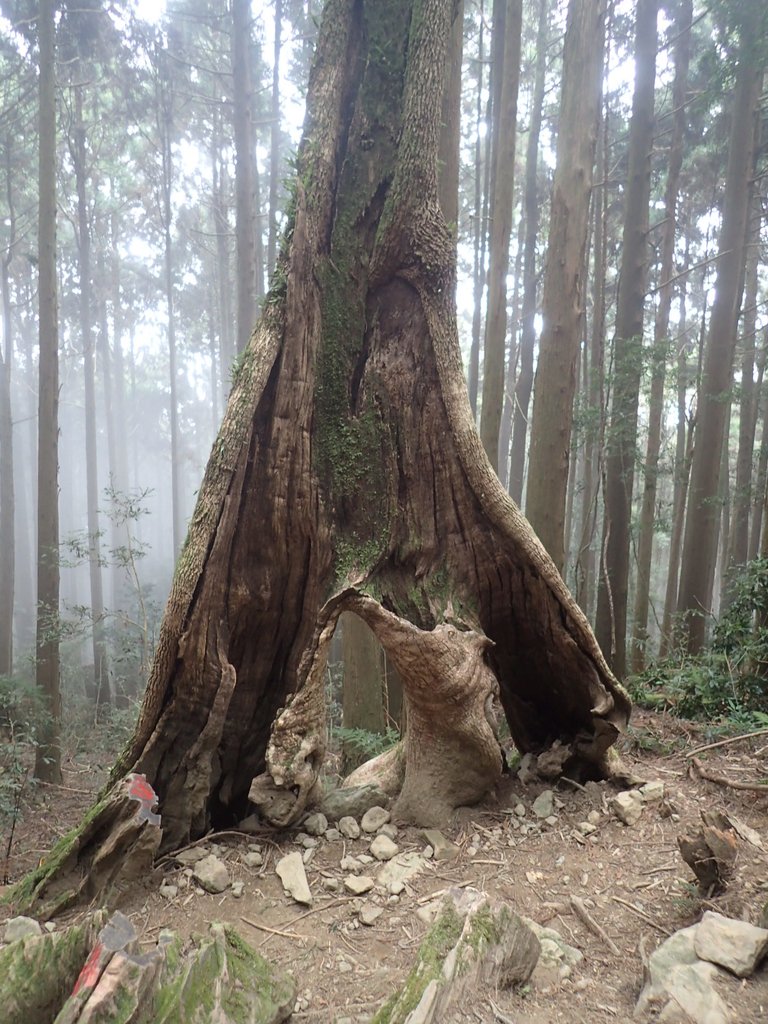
left=3, top=710, right=768, bottom=1023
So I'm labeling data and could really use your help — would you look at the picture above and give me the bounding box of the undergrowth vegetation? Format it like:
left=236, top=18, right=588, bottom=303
left=629, top=557, right=768, bottom=728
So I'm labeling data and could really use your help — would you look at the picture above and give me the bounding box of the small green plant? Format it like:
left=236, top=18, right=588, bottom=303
left=0, top=674, right=46, bottom=882
left=334, top=726, right=400, bottom=761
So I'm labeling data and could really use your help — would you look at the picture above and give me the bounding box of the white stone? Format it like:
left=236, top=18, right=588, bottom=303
left=694, top=911, right=768, bottom=978
left=303, top=812, right=328, bottom=836
left=276, top=851, right=313, bottom=905
left=159, top=884, right=178, bottom=900
left=370, top=835, right=399, bottom=861
left=3, top=916, right=42, bottom=943
left=388, top=880, right=405, bottom=896
left=174, top=846, right=209, bottom=865
left=611, top=790, right=643, bottom=826
left=361, top=806, right=391, bottom=833
left=421, top=829, right=460, bottom=861
left=192, top=854, right=230, bottom=894
left=324, top=828, right=342, bottom=842
left=357, top=853, right=374, bottom=865
left=243, top=851, right=263, bottom=868
left=344, top=874, right=375, bottom=895
left=639, top=781, right=665, bottom=803
left=377, top=851, right=425, bottom=888
left=359, top=904, right=383, bottom=926
left=338, top=816, right=361, bottom=840
left=231, top=881, right=245, bottom=898
left=514, top=803, right=526, bottom=817
left=378, top=823, right=399, bottom=840
left=532, top=790, right=555, bottom=818
left=587, top=810, right=601, bottom=825
left=341, top=855, right=362, bottom=872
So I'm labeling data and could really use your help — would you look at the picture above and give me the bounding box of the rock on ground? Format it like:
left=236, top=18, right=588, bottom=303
left=361, top=806, right=391, bottom=833
left=275, top=851, right=312, bottom=905
left=694, top=910, right=768, bottom=978
left=635, top=924, right=729, bottom=1024
left=192, top=854, right=230, bottom=894
left=3, top=916, right=43, bottom=943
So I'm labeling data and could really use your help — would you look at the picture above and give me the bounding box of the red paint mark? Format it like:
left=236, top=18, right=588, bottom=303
left=72, top=941, right=104, bottom=995
left=127, top=773, right=161, bottom=826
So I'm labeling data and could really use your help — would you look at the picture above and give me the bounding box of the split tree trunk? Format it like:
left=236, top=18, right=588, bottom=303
left=16, top=0, right=629, bottom=917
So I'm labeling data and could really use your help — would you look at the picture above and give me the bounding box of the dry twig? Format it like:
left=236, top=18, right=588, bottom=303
left=691, top=756, right=768, bottom=792
left=611, top=895, right=672, bottom=936
left=685, top=728, right=768, bottom=759
left=569, top=895, right=620, bottom=955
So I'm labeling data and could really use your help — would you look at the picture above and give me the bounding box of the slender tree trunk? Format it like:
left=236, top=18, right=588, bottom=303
left=212, top=94, right=234, bottom=390
left=507, top=0, right=548, bottom=505
left=158, top=61, right=183, bottom=559
left=525, top=0, right=607, bottom=572
left=267, top=0, right=282, bottom=277
left=723, top=186, right=762, bottom=603
left=659, top=277, right=692, bottom=657
left=232, top=0, right=262, bottom=352
left=35, top=0, right=62, bottom=783
left=629, top=0, right=691, bottom=671
left=575, top=107, right=608, bottom=618
left=0, top=260, right=13, bottom=678
left=0, top=130, right=15, bottom=677
left=467, top=7, right=488, bottom=419
left=714, top=402, right=732, bottom=615
left=677, top=35, right=762, bottom=654
left=73, top=85, right=110, bottom=710
left=479, top=0, right=522, bottom=471
left=594, top=0, right=658, bottom=676
left=748, top=336, right=768, bottom=561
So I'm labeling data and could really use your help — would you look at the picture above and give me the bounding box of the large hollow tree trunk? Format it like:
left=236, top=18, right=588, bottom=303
left=15, top=0, right=630, bottom=919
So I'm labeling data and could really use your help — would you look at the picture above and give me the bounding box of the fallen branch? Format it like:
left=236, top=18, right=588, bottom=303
left=241, top=917, right=303, bottom=942
left=685, top=728, right=768, bottom=759
left=569, top=895, right=620, bottom=955
left=691, top=756, right=768, bottom=792
left=611, top=895, right=672, bottom=937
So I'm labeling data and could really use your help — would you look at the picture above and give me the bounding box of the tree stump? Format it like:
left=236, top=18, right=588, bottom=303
left=374, top=887, right=540, bottom=1023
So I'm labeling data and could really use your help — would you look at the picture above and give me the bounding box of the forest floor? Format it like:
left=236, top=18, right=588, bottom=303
left=2, top=709, right=768, bottom=1023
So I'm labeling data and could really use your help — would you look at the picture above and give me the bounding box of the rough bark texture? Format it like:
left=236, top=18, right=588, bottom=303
left=594, top=0, right=658, bottom=677
left=677, top=32, right=762, bottom=653
left=525, top=0, right=606, bottom=571
left=373, top=888, right=540, bottom=1023
left=629, top=0, right=691, bottom=672
left=14, top=0, right=629, bottom=916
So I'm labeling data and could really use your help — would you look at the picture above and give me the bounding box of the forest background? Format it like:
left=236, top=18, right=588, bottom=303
left=1, top=0, right=767, bottom=796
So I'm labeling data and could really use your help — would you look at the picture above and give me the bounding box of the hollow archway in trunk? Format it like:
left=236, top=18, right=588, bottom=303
left=13, top=0, right=630, bottom=918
